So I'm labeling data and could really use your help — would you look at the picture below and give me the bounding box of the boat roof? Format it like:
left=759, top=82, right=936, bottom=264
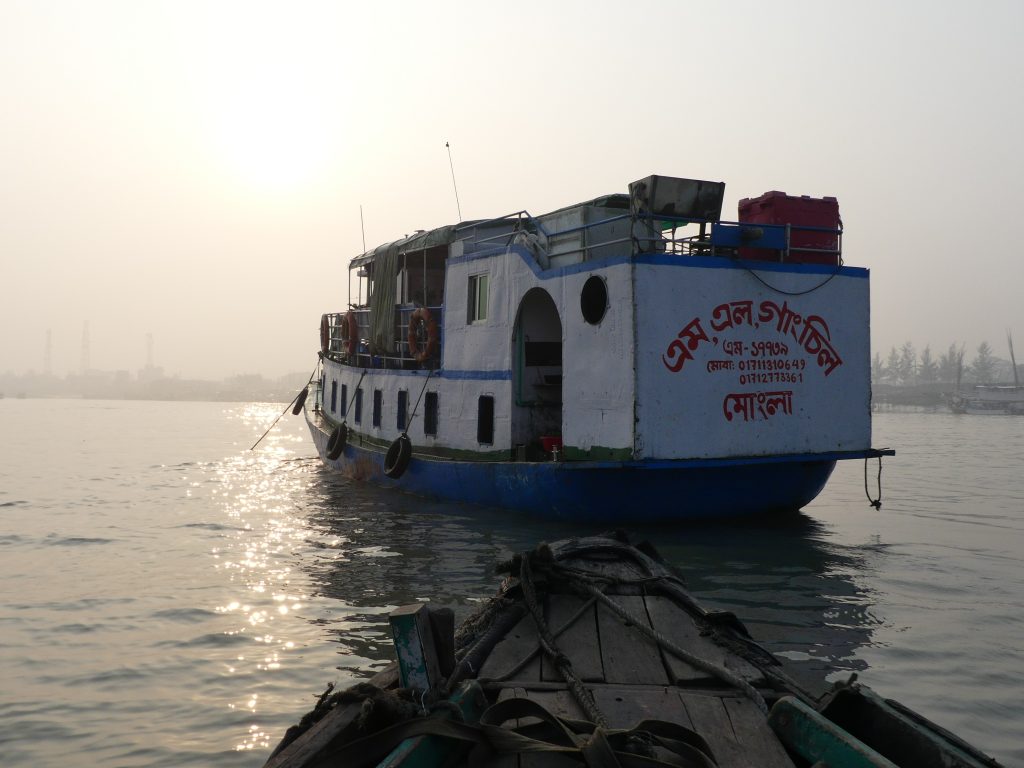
left=350, top=224, right=463, bottom=268
left=349, top=193, right=631, bottom=268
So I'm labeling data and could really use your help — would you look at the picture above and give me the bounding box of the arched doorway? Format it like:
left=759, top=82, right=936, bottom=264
left=511, top=288, right=562, bottom=459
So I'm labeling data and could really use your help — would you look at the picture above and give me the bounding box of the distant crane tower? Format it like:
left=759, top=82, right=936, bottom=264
left=81, top=321, right=91, bottom=374
left=44, top=328, right=52, bottom=375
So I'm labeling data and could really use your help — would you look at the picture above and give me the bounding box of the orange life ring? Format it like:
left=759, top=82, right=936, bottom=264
left=407, top=307, right=438, bottom=364
left=320, top=315, right=330, bottom=354
left=340, top=311, right=359, bottom=357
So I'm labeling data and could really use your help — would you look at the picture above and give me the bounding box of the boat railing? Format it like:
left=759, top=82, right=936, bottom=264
left=455, top=211, right=552, bottom=255
left=458, top=209, right=842, bottom=265
left=322, top=305, right=443, bottom=370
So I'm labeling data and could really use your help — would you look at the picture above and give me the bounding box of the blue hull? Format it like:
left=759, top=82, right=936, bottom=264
left=307, top=414, right=849, bottom=522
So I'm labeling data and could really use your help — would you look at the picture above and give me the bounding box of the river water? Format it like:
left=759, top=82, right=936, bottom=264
left=0, top=399, right=1021, bottom=766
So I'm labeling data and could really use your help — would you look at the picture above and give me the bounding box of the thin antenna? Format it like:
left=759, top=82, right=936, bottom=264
left=1008, top=329, right=1019, bottom=388
left=359, top=205, right=366, bottom=253
left=445, top=141, right=462, bottom=221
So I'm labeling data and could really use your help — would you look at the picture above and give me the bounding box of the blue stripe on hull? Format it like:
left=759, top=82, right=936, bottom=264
left=307, top=419, right=837, bottom=523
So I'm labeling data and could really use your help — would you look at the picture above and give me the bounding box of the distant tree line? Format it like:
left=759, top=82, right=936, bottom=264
left=872, top=341, right=1021, bottom=386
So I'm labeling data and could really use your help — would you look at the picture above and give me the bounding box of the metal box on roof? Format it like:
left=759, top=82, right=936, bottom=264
left=629, top=175, right=726, bottom=222
left=737, top=191, right=841, bottom=265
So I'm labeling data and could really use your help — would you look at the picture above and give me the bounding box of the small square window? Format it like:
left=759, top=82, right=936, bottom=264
left=424, top=391, right=439, bottom=436
left=341, top=384, right=348, bottom=418
left=330, top=380, right=338, bottom=412
left=468, top=273, right=488, bottom=323
left=354, top=388, right=363, bottom=424
left=372, top=389, right=382, bottom=428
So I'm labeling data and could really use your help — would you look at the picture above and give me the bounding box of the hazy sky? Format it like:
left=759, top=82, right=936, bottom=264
left=2, top=1, right=1022, bottom=379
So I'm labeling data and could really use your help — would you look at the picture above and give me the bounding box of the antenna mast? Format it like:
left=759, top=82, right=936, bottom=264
left=360, top=205, right=366, bottom=253
left=445, top=141, right=462, bottom=222
left=1008, top=330, right=1020, bottom=388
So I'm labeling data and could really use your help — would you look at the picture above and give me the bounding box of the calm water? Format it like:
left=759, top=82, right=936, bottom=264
left=0, top=399, right=1021, bottom=766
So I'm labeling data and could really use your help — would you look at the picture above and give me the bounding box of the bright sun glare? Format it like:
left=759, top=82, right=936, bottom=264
left=213, top=73, right=335, bottom=190
left=203, top=4, right=343, bottom=193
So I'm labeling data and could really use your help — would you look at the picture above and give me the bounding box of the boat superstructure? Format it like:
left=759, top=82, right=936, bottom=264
left=304, top=175, right=891, bottom=521
left=950, top=386, right=1024, bottom=415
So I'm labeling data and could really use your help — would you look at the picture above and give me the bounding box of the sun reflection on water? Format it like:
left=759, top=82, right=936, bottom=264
left=211, top=403, right=324, bottom=754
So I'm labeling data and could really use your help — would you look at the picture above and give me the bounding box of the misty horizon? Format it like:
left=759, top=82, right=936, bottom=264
left=2, top=2, right=1022, bottom=381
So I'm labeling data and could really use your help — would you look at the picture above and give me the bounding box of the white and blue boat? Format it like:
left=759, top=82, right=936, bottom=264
left=302, top=175, right=891, bottom=521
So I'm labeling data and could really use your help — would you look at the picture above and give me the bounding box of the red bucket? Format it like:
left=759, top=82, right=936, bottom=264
left=540, top=436, right=563, bottom=453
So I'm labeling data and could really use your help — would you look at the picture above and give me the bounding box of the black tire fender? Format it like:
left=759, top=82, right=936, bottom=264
left=291, top=387, right=309, bottom=416
left=326, top=423, right=348, bottom=460
left=383, top=433, right=412, bottom=479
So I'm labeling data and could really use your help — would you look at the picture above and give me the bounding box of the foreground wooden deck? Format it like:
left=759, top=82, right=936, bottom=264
left=476, top=591, right=794, bottom=768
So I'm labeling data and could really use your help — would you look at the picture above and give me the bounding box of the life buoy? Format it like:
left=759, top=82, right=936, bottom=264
left=340, top=311, right=359, bottom=357
left=320, top=315, right=330, bottom=354
left=383, top=433, right=412, bottom=478
left=407, top=307, right=438, bottom=364
left=326, top=423, right=348, bottom=460
left=291, top=387, right=308, bottom=415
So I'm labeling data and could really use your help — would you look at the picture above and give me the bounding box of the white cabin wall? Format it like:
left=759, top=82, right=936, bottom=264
left=443, top=245, right=637, bottom=457
left=633, top=263, right=872, bottom=459
left=442, top=250, right=515, bottom=374
left=558, top=263, right=636, bottom=459
left=321, top=358, right=512, bottom=456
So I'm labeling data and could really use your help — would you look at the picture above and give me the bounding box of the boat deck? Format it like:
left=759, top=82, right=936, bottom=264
left=265, top=535, right=1002, bottom=768
left=477, top=590, right=793, bottom=768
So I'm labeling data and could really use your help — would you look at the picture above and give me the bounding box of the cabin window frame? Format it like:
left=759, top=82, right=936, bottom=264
left=372, top=388, right=382, bottom=428
left=468, top=273, right=489, bottom=324
left=330, top=380, right=338, bottom=413
left=341, top=384, right=348, bottom=419
left=477, top=394, right=495, bottom=445
left=397, top=389, right=408, bottom=431
left=423, top=391, right=439, bottom=436
left=354, top=387, right=363, bottom=424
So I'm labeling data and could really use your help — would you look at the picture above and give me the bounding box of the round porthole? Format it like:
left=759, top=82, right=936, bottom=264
left=580, top=276, right=608, bottom=325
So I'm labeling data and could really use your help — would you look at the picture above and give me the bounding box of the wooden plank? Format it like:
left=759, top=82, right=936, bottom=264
left=518, top=688, right=589, bottom=767
left=477, top=613, right=542, bottom=682
left=492, top=688, right=581, bottom=768
left=264, top=665, right=398, bottom=768
left=722, top=696, right=797, bottom=768
left=596, top=596, right=669, bottom=685
left=540, top=595, right=604, bottom=683
left=677, top=693, right=750, bottom=768
left=768, top=696, right=899, bottom=768
left=643, top=595, right=763, bottom=685
left=487, top=688, right=527, bottom=768
left=520, top=688, right=588, bottom=723
left=678, top=692, right=795, bottom=768
left=588, top=685, right=693, bottom=732
left=389, top=604, right=442, bottom=690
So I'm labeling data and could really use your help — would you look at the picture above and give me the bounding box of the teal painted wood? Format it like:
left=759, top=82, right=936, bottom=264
left=768, top=696, right=900, bottom=768
left=376, top=682, right=486, bottom=768
left=389, top=604, right=441, bottom=691
left=821, top=685, right=1002, bottom=768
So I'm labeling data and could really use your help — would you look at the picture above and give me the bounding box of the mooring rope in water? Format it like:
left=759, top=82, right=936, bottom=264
left=864, top=456, right=883, bottom=509
left=249, top=361, right=320, bottom=451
